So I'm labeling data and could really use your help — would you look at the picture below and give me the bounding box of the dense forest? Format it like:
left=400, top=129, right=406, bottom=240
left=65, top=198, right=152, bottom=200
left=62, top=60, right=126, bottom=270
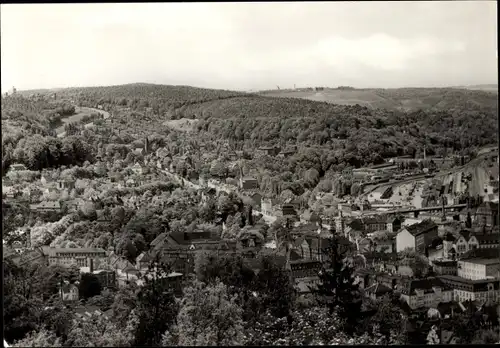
left=6, top=84, right=497, bottom=196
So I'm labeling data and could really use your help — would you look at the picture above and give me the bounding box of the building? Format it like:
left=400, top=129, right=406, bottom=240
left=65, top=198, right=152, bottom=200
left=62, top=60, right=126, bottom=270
left=438, top=275, right=500, bottom=304
left=278, top=147, right=296, bottom=158
left=30, top=201, right=63, bottom=213
left=457, top=258, right=500, bottom=280
left=399, top=277, right=454, bottom=310
left=282, top=203, right=298, bottom=217
left=364, top=282, right=393, bottom=300
left=59, top=282, right=79, bottom=302
left=455, top=231, right=500, bottom=257
left=473, top=202, right=499, bottom=227
left=300, top=210, right=321, bottom=225
left=239, top=177, right=259, bottom=190
left=363, top=216, right=388, bottom=233
left=261, top=198, right=277, bottom=216
left=396, top=220, right=438, bottom=253
left=136, top=251, right=155, bottom=271
left=257, top=146, right=281, bottom=157
left=431, top=260, right=457, bottom=276
left=57, top=179, right=75, bottom=190
left=92, top=270, right=117, bottom=289
left=131, top=163, right=144, bottom=175
left=41, top=246, right=106, bottom=269
left=149, top=231, right=234, bottom=274
left=386, top=217, right=402, bottom=233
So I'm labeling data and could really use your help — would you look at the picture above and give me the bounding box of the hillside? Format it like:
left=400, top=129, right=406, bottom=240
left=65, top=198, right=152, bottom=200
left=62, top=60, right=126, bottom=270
left=37, top=83, right=256, bottom=111
left=259, top=87, right=498, bottom=112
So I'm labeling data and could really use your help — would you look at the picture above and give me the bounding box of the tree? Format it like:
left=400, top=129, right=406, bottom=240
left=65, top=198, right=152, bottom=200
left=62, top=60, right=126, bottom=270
left=163, top=280, right=244, bottom=346
left=12, top=328, right=62, bottom=347
left=133, top=262, right=179, bottom=346
left=314, top=236, right=363, bottom=335
left=79, top=273, right=102, bottom=300
left=65, top=314, right=133, bottom=347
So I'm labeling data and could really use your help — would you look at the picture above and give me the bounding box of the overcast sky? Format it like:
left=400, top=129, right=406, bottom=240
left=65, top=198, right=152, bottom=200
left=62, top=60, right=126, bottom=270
left=1, top=2, right=497, bottom=92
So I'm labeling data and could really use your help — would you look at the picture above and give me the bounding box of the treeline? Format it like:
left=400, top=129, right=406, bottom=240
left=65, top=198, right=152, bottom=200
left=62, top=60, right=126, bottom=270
left=3, top=135, right=94, bottom=172
left=188, top=96, right=495, bottom=164
left=53, top=83, right=257, bottom=114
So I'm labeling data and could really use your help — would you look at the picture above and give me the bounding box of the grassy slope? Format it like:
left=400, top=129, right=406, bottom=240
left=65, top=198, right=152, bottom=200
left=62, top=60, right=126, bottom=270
left=259, top=87, right=498, bottom=112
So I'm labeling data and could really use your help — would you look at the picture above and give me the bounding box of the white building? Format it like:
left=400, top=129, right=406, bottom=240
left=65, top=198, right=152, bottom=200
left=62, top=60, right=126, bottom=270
left=399, top=277, right=454, bottom=310
left=457, top=258, right=500, bottom=280
left=439, top=275, right=500, bottom=304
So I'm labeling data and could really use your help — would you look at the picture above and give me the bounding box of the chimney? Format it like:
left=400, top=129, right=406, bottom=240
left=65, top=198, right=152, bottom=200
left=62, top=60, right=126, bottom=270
left=88, top=258, right=94, bottom=273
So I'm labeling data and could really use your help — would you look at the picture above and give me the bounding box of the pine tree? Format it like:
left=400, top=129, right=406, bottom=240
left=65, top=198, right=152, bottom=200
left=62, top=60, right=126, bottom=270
left=313, top=235, right=362, bottom=335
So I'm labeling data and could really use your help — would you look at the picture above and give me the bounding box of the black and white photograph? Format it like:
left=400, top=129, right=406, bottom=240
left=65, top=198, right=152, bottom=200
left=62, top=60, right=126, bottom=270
left=1, top=1, right=499, bottom=346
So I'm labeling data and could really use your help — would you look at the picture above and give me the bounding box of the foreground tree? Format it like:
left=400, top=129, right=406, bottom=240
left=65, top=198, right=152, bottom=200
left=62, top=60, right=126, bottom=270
left=163, top=280, right=244, bottom=346
left=314, top=236, right=363, bottom=335
left=65, top=314, right=134, bottom=347
left=133, top=262, right=179, bottom=346
left=12, top=328, right=62, bottom=347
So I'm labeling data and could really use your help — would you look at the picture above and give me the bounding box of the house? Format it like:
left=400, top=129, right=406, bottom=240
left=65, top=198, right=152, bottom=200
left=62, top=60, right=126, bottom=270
left=370, top=232, right=396, bottom=253
left=131, top=163, right=144, bottom=175
left=396, top=220, right=438, bottom=253
left=438, top=275, right=500, bottom=304
left=399, top=277, right=454, bottom=310
left=432, top=260, right=457, bottom=276
left=239, top=176, right=259, bottom=190
left=40, top=171, right=55, bottom=185
left=73, top=305, right=112, bottom=323
left=257, top=146, right=281, bottom=157
left=59, top=282, right=79, bottom=302
left=278, top=148, right=296, bottom=158
left=261, top=198, right=277, bottom=216
left=237, top=226, right=265, bottom=250
left=363, top=216, right=388, bottom=233
left=455, top=231, right=500, bottom=257
left=57, top=179, right=75, bottom=190
left=386, top=216, right=402, bottom=233
left=30, top=201, right=62, bottom=213
left=471, top=233, right=500, bottom=249
left=92, top=270, right=117, bottom=289
left=457, top=258, right=500, bottom=280
left=473, top=202, right=499, bottom=227
left=41, top=246, right=106, bottom=269
left=282, top=203, right=298, bottom=217
left=3, top=186, right=21, bottom=199
left=300, top=210, right=321, bottom=225
left=150, top=230, right=231, bottom=273
left=136, top=251, right=155, bottom=271
left=364, top=282, right=393, bottom=300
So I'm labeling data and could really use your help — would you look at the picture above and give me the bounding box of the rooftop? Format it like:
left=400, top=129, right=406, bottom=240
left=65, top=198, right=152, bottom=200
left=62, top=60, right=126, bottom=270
left=405, top=219, right=438, bottom=237
left=460, top=258, right=500, bottom=266
left=41, top=246, right=106, bottom=257
left=438, top=274, right=500, bottom=285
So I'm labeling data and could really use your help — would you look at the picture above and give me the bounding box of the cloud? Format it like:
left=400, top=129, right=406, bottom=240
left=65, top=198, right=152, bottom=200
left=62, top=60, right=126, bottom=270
left=0, top=2, right=496, bottom=91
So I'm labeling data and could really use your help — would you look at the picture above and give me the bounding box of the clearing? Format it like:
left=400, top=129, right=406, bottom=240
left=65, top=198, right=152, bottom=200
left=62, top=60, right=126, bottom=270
left=162, top=118, right=199, bottom=132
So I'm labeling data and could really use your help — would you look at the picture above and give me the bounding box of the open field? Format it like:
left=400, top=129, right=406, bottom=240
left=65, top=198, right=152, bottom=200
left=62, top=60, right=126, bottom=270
left=162, top=118, right=199, bottom=132
left=55, top=107, right=109, bottom=134
left=260, top=87, right=498, bottom=112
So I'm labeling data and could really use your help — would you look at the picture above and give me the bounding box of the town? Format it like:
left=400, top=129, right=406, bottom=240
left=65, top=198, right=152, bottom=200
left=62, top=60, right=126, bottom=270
left=2, top=2, right=499, bottom=347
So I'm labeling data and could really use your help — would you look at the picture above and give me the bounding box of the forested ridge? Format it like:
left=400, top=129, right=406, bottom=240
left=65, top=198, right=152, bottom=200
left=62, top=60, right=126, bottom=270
left=7, top=83, right=497, bottom=176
